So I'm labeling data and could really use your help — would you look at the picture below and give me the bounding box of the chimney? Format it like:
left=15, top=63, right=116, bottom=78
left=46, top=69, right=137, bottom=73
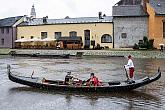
left=98, top=12, right=103, bottom=19
left=43, top=16, right=48, bottom=24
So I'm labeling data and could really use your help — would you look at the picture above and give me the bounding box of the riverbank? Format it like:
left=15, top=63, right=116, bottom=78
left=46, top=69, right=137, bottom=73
left=0, top=48, right=165, bottom=58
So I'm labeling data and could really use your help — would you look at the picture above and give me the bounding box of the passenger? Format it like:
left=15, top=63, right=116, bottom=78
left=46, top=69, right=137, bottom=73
left=124, top=55, right=135, bottom=83
left=87, top=73, right=101, bottom=86
left=65, top=72, right=73, bottom=85
left=65, top=72, right=82, bottom=85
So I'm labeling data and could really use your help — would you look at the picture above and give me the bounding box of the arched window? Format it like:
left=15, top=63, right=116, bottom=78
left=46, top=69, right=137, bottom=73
left=101, top=34, right=112, bottom=43
left=69, top=31, right=77, bottom=37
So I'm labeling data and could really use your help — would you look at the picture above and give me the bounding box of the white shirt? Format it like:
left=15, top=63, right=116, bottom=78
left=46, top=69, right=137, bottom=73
left=125, top=59, right=134, bottom=70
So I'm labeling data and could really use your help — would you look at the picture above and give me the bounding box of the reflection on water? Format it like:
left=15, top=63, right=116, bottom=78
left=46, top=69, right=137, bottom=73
left=9, top=86, right=160, bottom=102
left=0, top=55, right=165, bottom=110
left=8, top=86, right=162, bottom=110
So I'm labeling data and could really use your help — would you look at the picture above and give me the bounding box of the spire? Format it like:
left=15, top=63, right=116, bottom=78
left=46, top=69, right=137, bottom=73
left=30, top=4, right=36, bottom=18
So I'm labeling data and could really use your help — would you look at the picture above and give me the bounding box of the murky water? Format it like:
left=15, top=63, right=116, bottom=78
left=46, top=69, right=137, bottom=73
left=0, top=55, right=164, bottom=110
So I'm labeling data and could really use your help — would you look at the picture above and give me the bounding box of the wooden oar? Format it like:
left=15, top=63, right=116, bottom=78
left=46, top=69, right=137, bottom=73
left=124, top=66, right=129, bottom=81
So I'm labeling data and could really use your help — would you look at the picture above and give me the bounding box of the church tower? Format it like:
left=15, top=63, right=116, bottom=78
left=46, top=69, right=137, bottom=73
left=30, top=5, right=36, bottom=18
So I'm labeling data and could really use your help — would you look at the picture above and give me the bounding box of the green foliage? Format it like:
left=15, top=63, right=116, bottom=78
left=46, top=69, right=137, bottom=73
left=133, top=36, right=154, bottom=50
left=104, top=46, right=109, bottom=49
left=133, top=43, right=139, bottom=49
left=94, top=43, right=104, bottom=50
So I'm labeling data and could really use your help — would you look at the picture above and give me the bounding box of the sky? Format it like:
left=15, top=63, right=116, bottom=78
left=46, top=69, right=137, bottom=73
left=0, top=0, right=120, bottom=19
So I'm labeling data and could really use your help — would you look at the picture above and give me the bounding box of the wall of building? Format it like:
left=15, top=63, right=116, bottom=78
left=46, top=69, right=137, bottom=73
left=17, top=23, right=113, bottom=48
left=147, top=3, right=165, bottom=49
left=113, top=17, right=148, bottom=48
left=0, top=27, right=13, bottom=48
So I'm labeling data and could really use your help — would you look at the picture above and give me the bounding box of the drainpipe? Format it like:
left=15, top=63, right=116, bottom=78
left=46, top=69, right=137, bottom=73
left=112, top=20, right=115, bottom=48
left=12, top=27, right=13, bottom=49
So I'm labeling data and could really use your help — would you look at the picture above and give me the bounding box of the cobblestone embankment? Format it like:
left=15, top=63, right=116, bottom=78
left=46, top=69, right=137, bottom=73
left=0, top=49, right=164, bottom=58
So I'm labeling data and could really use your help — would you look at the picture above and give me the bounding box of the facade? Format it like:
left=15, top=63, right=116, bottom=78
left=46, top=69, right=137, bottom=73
left=17, top=16, right=113, bottom=49
left=146, top=0, right=165, bottom=48
left=0, top=16, right=23, bottom=48
left=113, top=0, right=148, bottom=48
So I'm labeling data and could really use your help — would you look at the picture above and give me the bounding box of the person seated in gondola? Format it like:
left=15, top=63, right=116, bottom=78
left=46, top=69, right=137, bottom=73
left=65, top=71, right=74, bottom=85
left=65, top=72, right=82, bottom=85
left=86, top=73, right=102, bottom=86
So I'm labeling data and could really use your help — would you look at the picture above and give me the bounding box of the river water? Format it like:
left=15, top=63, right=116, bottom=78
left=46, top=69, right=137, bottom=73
left=0, top=55, right=164, bottom=110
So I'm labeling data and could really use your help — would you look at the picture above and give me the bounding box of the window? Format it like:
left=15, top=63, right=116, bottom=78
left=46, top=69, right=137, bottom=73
left=6, top=27, right=9, bottom=34
left=69, top=31, right=77, bottom=37
left=41, top=32, right=47, bottom=39
left=55, top=32, right=61, bottom=39
left=21, top=36, right=24, bottom=39
left=1, top=38, right=4, bottom=45
left=1, top=28, right=4, bottom=34
left=163, top=22, right=165, bottom=38
left=121, top=33, right=127, bottom=39
left=101, top=34, right=112, bottom=43
left=31, top=36, right=34, bottom=39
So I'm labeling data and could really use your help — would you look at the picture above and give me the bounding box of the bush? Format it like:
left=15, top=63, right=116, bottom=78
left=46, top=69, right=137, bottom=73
left=104, top=46, right=109, bottom=49
left=95, top=43, right=101, bottom=50
left=134, top=36, right=154, bottom=50
left=140, top=36, right=154, bottom=49
left=133, top=43, right=139, bottom=49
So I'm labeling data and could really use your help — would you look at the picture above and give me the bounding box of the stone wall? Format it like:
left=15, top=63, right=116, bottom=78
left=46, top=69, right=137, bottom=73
left=10, top=49, right=165, bottom=58
left=113, top=17, right=148, bottom=48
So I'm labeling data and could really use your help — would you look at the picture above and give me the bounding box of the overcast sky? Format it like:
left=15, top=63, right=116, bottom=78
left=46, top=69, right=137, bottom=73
left=0, top=0, right=120, bottom=19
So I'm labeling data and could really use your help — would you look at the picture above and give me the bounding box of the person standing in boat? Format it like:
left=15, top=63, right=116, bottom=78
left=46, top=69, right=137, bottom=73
left=124, top=55, right=135, bottom=82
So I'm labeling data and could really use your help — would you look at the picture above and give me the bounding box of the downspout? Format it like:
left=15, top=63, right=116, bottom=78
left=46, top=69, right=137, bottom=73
left=12, top=27, right=13, bottom=49
left=112, top=19, right=115, bottom=48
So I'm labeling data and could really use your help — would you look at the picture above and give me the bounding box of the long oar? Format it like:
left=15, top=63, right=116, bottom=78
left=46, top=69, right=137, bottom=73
left=124, top=66, right=129, bottom=81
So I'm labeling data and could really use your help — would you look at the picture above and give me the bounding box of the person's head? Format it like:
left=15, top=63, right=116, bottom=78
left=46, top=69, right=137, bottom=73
left=67, top=71, right=71, bottom=75
left=128, top=55, right=132, bottom=59
left=90, top=73, right=94, bottom=78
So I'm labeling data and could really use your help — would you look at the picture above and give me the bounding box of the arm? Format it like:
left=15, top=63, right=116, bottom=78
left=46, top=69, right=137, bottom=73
left=124, top=60, right=131, bottom=70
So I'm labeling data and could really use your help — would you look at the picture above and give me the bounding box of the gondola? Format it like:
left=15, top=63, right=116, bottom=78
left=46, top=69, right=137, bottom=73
left=7, top=65, right=161, bottom=92
left=30, top=53, right=70, bottom=58
left=10, top=53, right=70, bottom=59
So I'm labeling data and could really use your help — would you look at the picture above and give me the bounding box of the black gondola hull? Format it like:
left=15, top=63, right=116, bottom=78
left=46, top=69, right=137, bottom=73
left=7, top=65, right=161, bottom=92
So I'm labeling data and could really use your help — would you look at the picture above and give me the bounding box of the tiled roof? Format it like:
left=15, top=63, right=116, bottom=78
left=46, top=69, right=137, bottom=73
left=149, top=0, right=165, bottom=15
left=115, top=0, right=142, bottom=6
left=113, top=5, right=148, bottom=17
left=0, top=16, right=23, bottom=27
left=20, top=16, right=113, bottom=26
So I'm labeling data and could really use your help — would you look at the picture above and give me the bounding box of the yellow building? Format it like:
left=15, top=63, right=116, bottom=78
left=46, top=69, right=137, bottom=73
left=17, top=16, right=113, bottom=49
left=146, top=0, right=165, bottom=48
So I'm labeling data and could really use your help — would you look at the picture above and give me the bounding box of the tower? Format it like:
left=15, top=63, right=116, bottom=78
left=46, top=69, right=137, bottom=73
left=30, top=5, right=36, bottom=18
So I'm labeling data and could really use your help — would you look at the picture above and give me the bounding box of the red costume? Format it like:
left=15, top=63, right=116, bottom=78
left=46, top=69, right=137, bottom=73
left=91, top=76, right=99, bottom=86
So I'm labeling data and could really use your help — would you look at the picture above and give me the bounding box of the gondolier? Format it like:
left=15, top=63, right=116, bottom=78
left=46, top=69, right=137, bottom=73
left=124, top=55, right=135, bottom=81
